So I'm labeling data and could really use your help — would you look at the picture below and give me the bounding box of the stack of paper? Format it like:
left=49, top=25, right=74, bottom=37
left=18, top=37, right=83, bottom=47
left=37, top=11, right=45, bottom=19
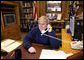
left=39, top=49, right=73, bottom=59
left=1, top=39, right=21, bottom=52
left=1, top=42, right=21, bottom=52
left=1, top=39, right=15, bottom=48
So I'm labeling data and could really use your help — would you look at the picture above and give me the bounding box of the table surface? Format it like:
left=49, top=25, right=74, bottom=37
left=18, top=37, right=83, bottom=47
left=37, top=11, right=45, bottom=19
left=3, top=43, right=51, bottom=59
left=3, top=29, right=82, bottom=59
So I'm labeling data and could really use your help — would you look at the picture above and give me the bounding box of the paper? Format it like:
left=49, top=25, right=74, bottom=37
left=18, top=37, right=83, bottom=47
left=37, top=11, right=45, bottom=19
left=1, top=42, right=21, bottom=52
left=39, top=49, right=73, bottom=59
left=1, top=39, right=15, bottom=48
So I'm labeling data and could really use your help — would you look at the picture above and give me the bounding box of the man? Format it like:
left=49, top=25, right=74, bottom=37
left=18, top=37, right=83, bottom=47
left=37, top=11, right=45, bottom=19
left=23, top=16, right=60, bottom=53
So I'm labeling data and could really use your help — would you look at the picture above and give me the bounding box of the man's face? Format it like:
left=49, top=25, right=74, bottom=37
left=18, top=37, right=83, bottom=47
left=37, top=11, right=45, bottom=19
left=38, top=19, right=47, bottom=31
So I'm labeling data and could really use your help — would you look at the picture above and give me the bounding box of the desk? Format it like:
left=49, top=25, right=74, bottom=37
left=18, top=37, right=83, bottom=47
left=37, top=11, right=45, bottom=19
left=3, top=29, right=83, bottom=59
left=61, top=29, right=81, bottom=54
left=3, top=43, right=50, bottom=59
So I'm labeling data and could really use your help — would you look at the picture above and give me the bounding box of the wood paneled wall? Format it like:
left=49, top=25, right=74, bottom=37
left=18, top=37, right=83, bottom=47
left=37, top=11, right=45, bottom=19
left=62, top=1, right=69, bottom=20
left=37, top=1, right=46, bottom=19
left=37, top=1, right=69, bottom=20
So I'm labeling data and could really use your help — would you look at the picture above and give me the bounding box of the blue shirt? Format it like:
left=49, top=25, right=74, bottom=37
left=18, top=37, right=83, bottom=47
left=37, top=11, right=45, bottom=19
left=23, top=26, right=60, bottom=50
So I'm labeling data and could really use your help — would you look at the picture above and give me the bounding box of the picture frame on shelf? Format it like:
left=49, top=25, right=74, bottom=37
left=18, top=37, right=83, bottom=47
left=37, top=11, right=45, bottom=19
left=57, top=13, right=62, bottom=20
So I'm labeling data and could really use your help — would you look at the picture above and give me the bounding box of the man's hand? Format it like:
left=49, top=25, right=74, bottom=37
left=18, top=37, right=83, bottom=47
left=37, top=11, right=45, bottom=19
left=47, top=24, right=52, bottom=32
left=28, top=47, right=36, bottom=54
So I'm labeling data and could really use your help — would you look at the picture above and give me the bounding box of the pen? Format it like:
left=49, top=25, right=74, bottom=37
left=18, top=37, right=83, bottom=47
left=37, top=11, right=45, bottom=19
left=11, top=52, right=15, bottom=57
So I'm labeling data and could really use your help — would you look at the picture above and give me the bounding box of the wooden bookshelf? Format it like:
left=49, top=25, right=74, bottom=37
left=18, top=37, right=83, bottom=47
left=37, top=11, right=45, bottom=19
left=19, top=1, right=34, bottom=32
left=19, top=1, right=33, bottom=20
left=46, top=1, right=62, bottom=20
left=1, top=1, right=21, bottom=40
left=75, top=1, right=83, bottom=21
left=49, top=20, right=64, bottom=39
left=45, top=1, right=64, bottom=39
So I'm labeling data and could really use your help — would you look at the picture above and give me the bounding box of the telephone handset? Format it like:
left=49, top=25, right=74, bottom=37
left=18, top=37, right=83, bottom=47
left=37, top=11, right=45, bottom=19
left=41, top=24, right=49, bottom=34
left=41, top=29, right=48, bottom=34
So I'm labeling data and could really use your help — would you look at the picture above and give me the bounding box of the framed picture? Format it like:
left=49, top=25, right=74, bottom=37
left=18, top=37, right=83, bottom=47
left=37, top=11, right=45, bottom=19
left=47, top=1, right=62, bottom=12
left=57, top=13, right=62, bottom=20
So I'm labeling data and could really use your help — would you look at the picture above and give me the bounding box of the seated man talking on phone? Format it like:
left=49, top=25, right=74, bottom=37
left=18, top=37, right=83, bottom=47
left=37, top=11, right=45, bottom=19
left=23, top=16, right=60, bottom=53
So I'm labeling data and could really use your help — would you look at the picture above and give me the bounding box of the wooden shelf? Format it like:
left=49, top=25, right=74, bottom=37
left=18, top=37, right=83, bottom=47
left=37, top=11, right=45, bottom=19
left=50, top=20, right=64, bottom=37
left=21, top=17, right=33, bottom=20
left=50, top=20, right=64, bottom=23
left=52, top=26, right=63, bottom=28
left=23, top=7, right=33, bottom=9
left=2, top=11, right=15, bottom=14
left=1, top=1, right=21, bottom=40
left=19, top=1, right=34, bottom=21
left=1, top=7, right=15, bottom=10
left=24, top=12, right=33, bottom=14
left=76, top=4, right=83, bottom=6
left=46, top=11, right=61, bottom=13
left=56, top=33, right=61, bottom=36
left=76, top=1, right=83, bottom=21
left=76, top=18, right=83, bottom=20
left=81, top=34, right=83, bottom=40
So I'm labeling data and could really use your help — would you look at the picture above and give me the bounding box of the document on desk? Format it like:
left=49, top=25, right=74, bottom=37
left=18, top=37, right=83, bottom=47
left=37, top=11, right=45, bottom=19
left=1, top=42, right=21, bottom=52
left=1, top=39, right=15, bottom=48
left=39, top=49, right=73, bottom=59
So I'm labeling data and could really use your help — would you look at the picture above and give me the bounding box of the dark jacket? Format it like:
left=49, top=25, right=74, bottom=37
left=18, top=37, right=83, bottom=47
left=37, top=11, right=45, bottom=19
left=23, top=26, right=60, bottom=50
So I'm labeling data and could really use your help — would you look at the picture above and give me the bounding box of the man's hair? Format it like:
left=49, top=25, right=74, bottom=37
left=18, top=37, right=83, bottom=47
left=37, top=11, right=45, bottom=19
left=38, top=16, right=49, bottom=24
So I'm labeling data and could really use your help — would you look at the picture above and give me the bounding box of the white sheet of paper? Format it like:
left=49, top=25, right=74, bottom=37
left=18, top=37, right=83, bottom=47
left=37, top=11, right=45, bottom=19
left=1, top=39, right=15, bottom=48
left=1, top=42, right=21, bottom=52
left=39, top=49, right=73, bottom=59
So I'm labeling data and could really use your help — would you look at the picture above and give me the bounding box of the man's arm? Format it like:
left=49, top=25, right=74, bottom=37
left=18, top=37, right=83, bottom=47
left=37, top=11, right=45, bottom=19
left=48, top=30, right=60, bottom=49
left=23, top=31, right=33, bottom=50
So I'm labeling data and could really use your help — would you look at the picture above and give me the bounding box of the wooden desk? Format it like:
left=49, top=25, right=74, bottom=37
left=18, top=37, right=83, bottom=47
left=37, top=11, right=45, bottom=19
left=61, top=29, right=81, bottom=54
left=3, top=29, right=83, bottom=59
left=3, top=43, right=50, bottom=59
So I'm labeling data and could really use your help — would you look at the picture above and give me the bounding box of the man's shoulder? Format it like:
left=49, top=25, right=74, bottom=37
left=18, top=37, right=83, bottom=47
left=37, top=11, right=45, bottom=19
left=27, top=26, right=39, bottom=34
left=32, top=26, right=39, bottom=31
left=30, top=26, right=39, bottom=33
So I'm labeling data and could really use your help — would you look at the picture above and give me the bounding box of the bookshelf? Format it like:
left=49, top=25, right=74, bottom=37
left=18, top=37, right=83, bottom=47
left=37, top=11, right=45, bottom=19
left=49, top=20, right=64, bottom=45
left=75, top=1, right=83, bottom=21
left=76, top=1, right=83, bottom=39
left=19, top=1, right=34, bottom=32
left=19, top=1, right=33, bottom=20
left=46, top=1, right=62, bottom=20
left=69, top=1, right=83, bottom=40
left=69, top=1, right=83, bottom=20
left=46, top=1, right=64, bottom=41
left=50, top=20, right=64, bottom=46
left=1, top=1, right=21, bottom=40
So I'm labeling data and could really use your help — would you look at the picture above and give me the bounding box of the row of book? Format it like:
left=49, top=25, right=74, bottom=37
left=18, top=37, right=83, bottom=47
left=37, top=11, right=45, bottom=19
left=24, top=9, right=33, bottom=13
left=51, top=23, right=64, bottom=26
left=23, top=2, right=32, bottom=7
left=20, top=20, right=38, bottom=32
left=24, top=14, right=33, bottom=19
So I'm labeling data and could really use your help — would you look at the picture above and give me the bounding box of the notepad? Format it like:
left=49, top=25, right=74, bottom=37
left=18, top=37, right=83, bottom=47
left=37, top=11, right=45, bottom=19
left=39, top=49, right=73, bottom=59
